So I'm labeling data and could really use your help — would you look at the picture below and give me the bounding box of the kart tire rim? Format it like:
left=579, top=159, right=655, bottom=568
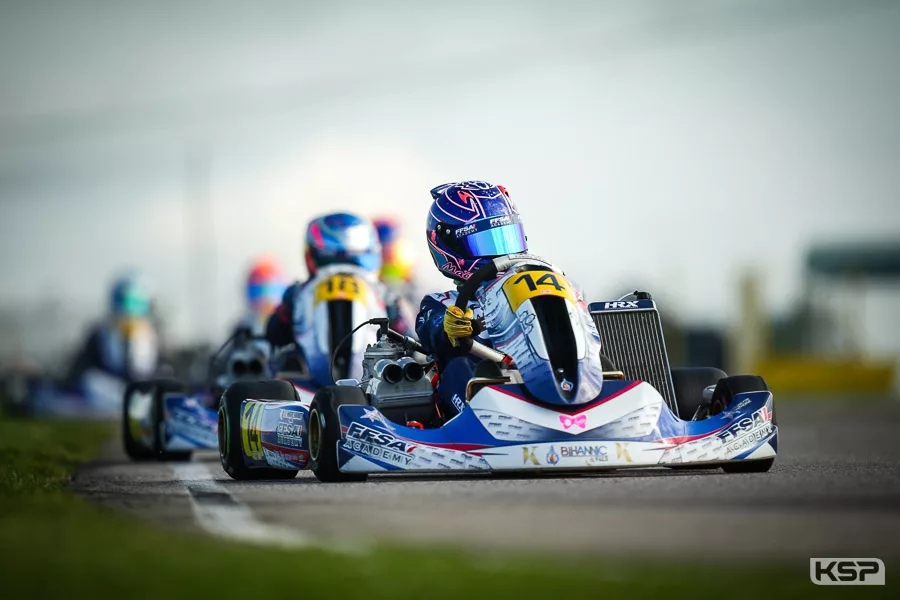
left=309, top=408, right=321, bottom=462
left=217, top=408, right=227, bottom=459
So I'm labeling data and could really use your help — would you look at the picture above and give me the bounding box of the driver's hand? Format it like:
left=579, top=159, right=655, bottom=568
left=443, top=306, right=475, bottom=347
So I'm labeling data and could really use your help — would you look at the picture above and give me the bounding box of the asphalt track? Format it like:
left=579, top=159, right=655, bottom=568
left=75, top=400, right=900, bottom=562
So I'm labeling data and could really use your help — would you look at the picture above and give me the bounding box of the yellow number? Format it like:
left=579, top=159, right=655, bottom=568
left=314, top=274, right=366, bottom=304
left=502, top=269, right=575, bottom=312
left=241, top=402, right=265, bottom=460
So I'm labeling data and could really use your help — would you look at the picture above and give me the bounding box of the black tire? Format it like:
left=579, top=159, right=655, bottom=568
left=308, top=386, right=369, bottom=483
left=715, top=375, right=776, bottom=474
left=218, top=380, right=301, bottom=480
left=671, top=367, right=727, bottom=421
left=122, top=381, right=157, bottom=461
left=143, top=379, right=192, bottom=462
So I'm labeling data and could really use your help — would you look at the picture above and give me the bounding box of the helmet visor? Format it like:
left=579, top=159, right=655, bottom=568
left=248, top=283, right=283, bottom=303
left=460, top=223, right=527, bottom=258
left=119, top=294, right=150, bottom=317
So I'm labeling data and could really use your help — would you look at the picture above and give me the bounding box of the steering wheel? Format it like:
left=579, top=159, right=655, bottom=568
left=452, top=254, right=561, bottom=363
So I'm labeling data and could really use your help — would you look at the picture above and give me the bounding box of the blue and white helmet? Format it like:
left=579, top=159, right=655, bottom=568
left=304, top=212, right=382, bottom=276
left=426, top=181, right=527, bottom=281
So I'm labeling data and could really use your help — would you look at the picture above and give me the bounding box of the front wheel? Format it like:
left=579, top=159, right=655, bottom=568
left=122, top=381, right=156, bottom=460
left=716, top=375, right=776, bottom=474
left=218, top=380, right=300, bottom=480
left=308, top=386, right=369, bottom=483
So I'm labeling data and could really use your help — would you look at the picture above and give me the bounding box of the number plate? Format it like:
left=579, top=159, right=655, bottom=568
left=314, top=274, right=366, bottom=304
left=502, top=270, right=575, bottom=312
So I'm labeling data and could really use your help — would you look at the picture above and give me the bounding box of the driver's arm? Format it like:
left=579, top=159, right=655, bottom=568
left=416, top=294, right=474, bottom=365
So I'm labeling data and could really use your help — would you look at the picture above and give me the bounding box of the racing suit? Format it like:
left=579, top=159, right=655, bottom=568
left=67, top=319, right=159, bottom=384
left=415, top=289, right=495, bottom=419
left=266, top=281, right=413, bottom=349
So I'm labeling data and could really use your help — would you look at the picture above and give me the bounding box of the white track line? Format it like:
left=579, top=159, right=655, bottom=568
left=171, top=462, right=310, bottom=548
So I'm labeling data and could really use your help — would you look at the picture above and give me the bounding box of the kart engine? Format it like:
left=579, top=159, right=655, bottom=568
left=361, top=336, right=434, bottom=424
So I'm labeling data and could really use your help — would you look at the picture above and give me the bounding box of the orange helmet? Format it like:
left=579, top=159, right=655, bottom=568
left=246, top=256, right=285, bottom=316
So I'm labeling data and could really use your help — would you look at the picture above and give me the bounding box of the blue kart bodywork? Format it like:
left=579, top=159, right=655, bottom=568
left=156, top=379, right=320, bottom=454
left=235, top=378, right=777, bottom=474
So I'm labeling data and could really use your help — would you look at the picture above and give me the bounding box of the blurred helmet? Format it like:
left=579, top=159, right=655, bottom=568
left=304, top=212, right=382, bottom=276
left=426, top=181, right=527, bottom=281
left=246, top=256, right=285, bottom=316
left=110, top=273, right=152, bottom=318
left=373, top=216, right=415, bottom=284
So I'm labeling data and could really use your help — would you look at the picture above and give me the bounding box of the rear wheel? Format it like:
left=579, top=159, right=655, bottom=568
left=308, top=386, right=369, bottom=483
left=715, top=375, right=775, bottom=474
left=218, top=380, right=300, bottom=480
left=671, top=367, right=726, bottom=421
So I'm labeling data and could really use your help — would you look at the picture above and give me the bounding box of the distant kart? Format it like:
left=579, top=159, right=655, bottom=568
left=218, top=256, right=777, bottom=482
left=123, top=264, right=388, bottom=462
left=1, top=368, right=129, bottom=419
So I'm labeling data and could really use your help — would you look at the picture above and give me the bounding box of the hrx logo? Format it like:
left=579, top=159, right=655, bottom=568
left=603, top=301, right=638, bottom=309
left=810, top=558, right=885, bottom=585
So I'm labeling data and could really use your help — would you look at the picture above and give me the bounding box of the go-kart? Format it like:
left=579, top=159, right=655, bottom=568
left=218, top=255, right=777, bottom=482
left=123, top=264, right=388, bottom=462
left=3, top=368, right=131, bottom=419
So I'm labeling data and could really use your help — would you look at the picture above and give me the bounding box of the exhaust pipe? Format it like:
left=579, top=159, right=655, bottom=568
left=397, top=357, right=424, bottom=382
left=374, top=359, right=403, bottom=384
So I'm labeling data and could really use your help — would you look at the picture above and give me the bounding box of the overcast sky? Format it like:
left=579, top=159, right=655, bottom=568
left=1, top=0, right=898, bottom=354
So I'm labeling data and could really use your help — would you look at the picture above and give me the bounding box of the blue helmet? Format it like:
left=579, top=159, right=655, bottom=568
left=110, top=273, right=151, bottom=318
left=426, top=181, right=527, bottom=281
left=304, top=212, right=382, bottom=276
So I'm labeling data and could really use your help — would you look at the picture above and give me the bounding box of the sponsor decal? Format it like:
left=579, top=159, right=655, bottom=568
left=603, top=301, right=638, bottom=309
left=810, top=559, right=885, bottom=586
left=343, top=422, right=417, bottom=466
left=518, top=310, right=537, bottom=335
left=733, top=398, right=752, bottom=411
left=273, top=409, right=304, bottom=448
left=546, top=446, right=559, bottom=465
left=488, top=215, right=512, bottom=228
left=616, top=442, right=632, bottom=462
left=265, top=447, right=308, bottom=468
left=560, top=445, right=608, bottom=462
left=450, top=394, right=466, bottom=414
left=168, top=407, right=212, bottom=435
left=716, top=407, right=772, bottom=442
left=724, top=425, right=773, bottom=454
left=560, top=379, right=574, bottom=392
left=522, top=446, right=540, bottom=465
left=455, top=223, right=477, bottom=238
left=559, top=414, right=587, bottom=430
left=440, top=262, right=473, bottom=280
left=361, top=407, right=388, bottom=426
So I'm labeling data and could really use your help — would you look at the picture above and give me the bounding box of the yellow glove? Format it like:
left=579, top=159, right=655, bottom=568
left=443, top=305, right=475, bottom=347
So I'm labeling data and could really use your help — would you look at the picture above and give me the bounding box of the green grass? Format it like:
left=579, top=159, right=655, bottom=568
left=0, top=417, right=879, bottom=599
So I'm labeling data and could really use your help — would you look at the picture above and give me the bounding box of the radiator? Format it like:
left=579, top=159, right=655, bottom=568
left=589, top=300, right=678, bottom=415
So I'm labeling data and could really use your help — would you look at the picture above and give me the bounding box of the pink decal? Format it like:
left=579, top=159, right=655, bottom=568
left=559, top=414, right=587, bottom=430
